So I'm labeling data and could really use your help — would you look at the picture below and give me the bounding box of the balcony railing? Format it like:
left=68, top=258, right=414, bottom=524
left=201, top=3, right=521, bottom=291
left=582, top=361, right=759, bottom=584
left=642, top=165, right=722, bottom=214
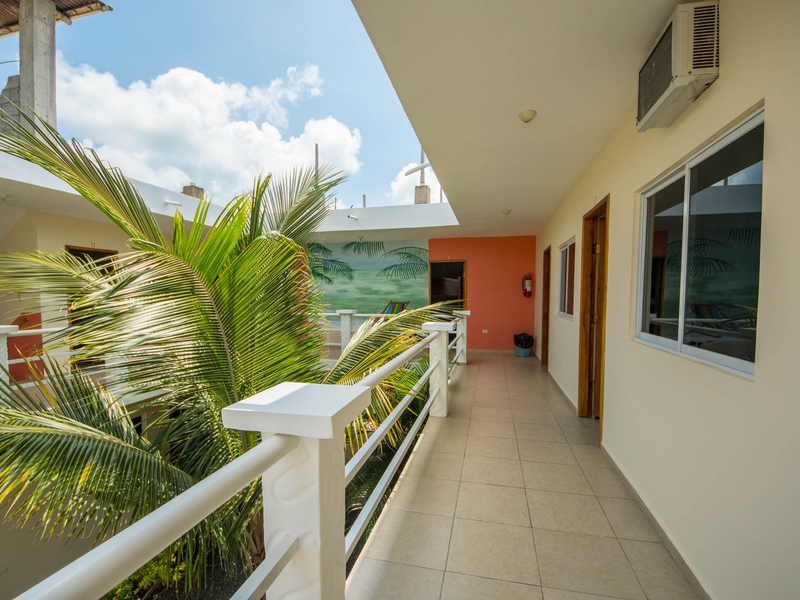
left=7, top=310, right=470, bottom=600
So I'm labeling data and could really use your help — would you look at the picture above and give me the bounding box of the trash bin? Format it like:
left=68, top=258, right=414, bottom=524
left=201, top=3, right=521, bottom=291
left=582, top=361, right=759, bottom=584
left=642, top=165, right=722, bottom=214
left=514, top=332, right=534, bottom=357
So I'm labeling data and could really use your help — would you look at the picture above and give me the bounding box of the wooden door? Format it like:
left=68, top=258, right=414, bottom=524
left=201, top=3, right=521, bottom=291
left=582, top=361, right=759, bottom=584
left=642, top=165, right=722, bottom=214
left=540, top=247, right=551, bottom=366
left=578, top=197, right=610, bottom=442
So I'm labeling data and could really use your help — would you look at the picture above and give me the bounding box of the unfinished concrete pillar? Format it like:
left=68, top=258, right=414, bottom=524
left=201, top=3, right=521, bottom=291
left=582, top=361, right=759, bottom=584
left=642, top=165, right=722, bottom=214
left=414, top=184, right=431, bottom=204
left=19, top=0, right=57, bottom=129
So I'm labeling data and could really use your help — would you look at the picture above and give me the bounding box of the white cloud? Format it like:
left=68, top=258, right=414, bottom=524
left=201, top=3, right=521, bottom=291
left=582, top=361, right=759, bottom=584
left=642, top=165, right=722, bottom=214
left=388, top=162, right=448, bottom=205
left=56, top=56, right=361, bottom=201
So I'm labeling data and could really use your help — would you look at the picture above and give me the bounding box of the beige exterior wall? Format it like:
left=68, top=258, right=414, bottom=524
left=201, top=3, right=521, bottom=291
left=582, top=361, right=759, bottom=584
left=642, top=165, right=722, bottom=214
left=534, top=1, right=799, bottom=598
left=0, top=210, right=130, bottom=326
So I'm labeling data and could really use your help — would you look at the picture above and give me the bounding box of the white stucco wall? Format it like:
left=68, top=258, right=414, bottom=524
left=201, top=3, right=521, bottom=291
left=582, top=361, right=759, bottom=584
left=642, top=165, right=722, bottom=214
left=535, top=1, right=799, bottom=598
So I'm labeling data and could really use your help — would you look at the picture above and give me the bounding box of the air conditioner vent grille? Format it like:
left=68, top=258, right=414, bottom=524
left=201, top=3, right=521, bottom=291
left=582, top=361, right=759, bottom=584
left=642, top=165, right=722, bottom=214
left=638, top=23, right=673, bottom=122
left=692, top=4, right=719, bottom=69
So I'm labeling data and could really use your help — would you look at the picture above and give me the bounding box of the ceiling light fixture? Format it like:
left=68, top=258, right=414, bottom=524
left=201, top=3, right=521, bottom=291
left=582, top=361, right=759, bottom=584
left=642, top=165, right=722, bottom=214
left=503, top=209, right=512, bottom=215
left=518, top=109, right=537, bottom=123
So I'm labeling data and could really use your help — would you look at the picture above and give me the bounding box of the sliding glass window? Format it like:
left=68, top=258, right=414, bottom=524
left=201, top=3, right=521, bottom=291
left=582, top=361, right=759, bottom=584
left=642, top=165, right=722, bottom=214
left=638, top=111, right=764, bottom=374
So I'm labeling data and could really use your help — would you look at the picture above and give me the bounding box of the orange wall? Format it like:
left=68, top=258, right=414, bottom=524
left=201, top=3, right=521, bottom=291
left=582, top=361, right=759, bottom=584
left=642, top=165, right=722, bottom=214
left=430, top=236, right=536, bottom=350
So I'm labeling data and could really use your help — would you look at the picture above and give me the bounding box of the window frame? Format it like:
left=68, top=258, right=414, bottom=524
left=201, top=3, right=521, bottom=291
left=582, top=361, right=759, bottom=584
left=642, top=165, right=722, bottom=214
left=635, top=109, right=765, bottom=377
left=557, top=237, right=576, bottom=319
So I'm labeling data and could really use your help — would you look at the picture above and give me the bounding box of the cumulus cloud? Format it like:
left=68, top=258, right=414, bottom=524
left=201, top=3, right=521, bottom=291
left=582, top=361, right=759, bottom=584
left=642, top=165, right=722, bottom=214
left=56, top=56, right=361, bottom=201
left=388, top=162, right=448, bottom=205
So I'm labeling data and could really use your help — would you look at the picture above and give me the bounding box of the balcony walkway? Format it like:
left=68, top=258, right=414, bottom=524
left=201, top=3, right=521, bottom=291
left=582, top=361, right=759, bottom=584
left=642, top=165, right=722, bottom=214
left=347, top=351, right=698, bottom=600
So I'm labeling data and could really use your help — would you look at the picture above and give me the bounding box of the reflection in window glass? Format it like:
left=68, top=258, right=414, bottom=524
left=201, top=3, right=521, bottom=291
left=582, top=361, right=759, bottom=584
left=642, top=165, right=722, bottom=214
left=642, top=177, right=684, bottom=341
left=559, top=241, right=575, bottom=316
left=684, top=124, right=764, bottom=362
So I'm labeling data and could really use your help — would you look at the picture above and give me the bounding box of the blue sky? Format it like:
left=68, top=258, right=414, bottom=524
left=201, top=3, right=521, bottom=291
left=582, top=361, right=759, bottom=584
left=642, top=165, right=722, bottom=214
left=0, top=0, right=443, bottom=205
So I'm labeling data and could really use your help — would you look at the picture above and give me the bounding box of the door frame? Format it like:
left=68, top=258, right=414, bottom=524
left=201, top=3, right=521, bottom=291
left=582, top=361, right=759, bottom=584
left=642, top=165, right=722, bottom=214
left=540, top=247, right=551, bottom=366
left=429, top=259, right=468, bottom=308
left=577, top=196, right=610, bottom=442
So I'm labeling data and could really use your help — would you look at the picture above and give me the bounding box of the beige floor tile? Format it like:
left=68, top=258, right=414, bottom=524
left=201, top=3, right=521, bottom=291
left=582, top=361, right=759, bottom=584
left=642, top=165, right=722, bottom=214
left=620, top=540, right=698, bottom=600
left=347, top=558, right=444, bottom=600
left=470, top=418, right=517, bottom=439
left=362, top=509, right=452, bottom=570
left=583, top=467, right=632, bottom=498
left=547, top=401, right=577, bottom=416
left=414, top=431, right=467, bottom=456
left=543, top=588, right=628, bottom=599
left=388, top=476, right=460, bottom=517
left=441, top=572, right=543, bottom=600
left=508, top=388, right=548, bottom=402
left=472, top=406, right=514, bottom=421
left=570, top=444, right=610, bottom=469
left=462, top=455, right=524, bottom=487
left=466, top=434, right=520, bottom=460
left=446, top=402, right=474, bottom=420
left=521, top=462, right=594, bottom=495
left=447, top=518, right=539, bottom=585
left=513, top=409, right=559, bottom=425
left=554, top=413, right=588, bottom=428
left=423, top=416, right=470, bottom=435
left=561, top=426, right=598, bottom=445
left=515, top=422, right=567, bottom=442
left=455, top=481, right=531, bottom=526
left=471, top=395, right=512, bottom=409
left=598, top=497, right=660, bottom=542
left=534, top=529, right=645, bottom=600
left=403, top=451, right=463, bottom=481
left=517, top=440, right=578, bottom=465
left=527, top=490, right=614, bottom=537
left=510, top=397, right=553, bottom=411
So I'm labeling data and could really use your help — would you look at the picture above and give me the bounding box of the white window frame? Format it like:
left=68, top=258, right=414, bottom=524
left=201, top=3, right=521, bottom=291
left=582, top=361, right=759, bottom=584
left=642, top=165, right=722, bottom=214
left=635, top=109, right=765, bottom=377
left=557, top=237, right=576, bottom=319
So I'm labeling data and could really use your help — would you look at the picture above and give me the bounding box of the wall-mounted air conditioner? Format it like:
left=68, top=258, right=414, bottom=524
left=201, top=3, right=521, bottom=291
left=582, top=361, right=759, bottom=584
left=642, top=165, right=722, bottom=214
left=636, top=1, right=719, bottom=132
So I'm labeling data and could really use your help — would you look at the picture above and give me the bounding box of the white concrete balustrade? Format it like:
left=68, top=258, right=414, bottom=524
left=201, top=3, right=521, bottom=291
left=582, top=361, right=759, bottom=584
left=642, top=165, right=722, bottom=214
left=8, top=314, right=469, bottom=600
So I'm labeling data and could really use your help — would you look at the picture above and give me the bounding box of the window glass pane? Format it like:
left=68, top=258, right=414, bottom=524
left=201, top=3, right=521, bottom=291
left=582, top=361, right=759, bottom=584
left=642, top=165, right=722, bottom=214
left=684, top=123, right=764, bottom=362
left=559, top=243, right=575, bottom=315
left=642, top=177, right=685, bottom=340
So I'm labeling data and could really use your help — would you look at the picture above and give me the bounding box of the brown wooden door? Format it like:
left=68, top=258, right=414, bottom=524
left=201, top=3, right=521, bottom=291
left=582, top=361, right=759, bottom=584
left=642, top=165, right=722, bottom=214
left=541, top=247, right=551, bottom=366
left=578, top=197, right=610, bottom=442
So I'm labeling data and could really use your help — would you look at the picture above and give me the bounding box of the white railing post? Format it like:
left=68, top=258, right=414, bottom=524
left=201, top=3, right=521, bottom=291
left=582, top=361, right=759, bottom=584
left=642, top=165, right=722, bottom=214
left=222, top=382, right=371, bottom=600
left=422, top=322, right=454, bottom=418
left=453, top=310, right=470, bottom=365
left=0, top=325, right=19, bottom=386
left=336, top=309, right=357, bottom=351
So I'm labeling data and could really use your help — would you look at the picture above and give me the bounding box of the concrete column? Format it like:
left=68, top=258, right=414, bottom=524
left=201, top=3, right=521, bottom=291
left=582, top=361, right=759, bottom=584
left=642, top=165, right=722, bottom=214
left=222, top=382, right=372, bottom=600
left=422, top=322, right=455, bottom=417
left=19, top=0, right=57, bottom=129
left=453, top=310, right=471, bottom=365
left=0, top=325, right=20, bottom=386
left=336, top=309, right=357, bottom=351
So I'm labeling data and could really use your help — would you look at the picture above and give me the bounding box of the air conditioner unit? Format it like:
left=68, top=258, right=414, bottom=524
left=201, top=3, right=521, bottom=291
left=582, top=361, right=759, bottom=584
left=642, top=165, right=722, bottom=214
left=636, top=1, right=719, bottom=132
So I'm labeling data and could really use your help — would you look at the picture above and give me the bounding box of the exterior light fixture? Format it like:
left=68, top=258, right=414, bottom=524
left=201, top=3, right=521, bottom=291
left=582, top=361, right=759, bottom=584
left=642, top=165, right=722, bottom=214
left=518, top=109, right=537, bottom=123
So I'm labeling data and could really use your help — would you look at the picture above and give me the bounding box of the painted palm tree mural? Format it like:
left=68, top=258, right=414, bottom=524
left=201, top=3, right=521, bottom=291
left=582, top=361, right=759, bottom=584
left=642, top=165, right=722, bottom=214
left=315, top=241, right=430, bottom=313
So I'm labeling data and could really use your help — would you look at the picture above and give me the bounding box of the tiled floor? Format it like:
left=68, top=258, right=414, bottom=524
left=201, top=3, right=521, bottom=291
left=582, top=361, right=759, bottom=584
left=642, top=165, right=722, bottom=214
left=347, top=351, right=698, bottom=600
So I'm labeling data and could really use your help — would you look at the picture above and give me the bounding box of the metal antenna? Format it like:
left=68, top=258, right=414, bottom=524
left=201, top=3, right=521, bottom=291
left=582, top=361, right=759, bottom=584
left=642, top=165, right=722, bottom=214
left=419, top=145, right=426, bottom=186
left=362, top=194, right=366, bottom=208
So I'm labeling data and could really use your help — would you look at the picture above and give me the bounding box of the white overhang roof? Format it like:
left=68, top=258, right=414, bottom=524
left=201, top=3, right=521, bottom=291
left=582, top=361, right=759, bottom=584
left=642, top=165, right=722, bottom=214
left=351, top=0, right=681, bottom=235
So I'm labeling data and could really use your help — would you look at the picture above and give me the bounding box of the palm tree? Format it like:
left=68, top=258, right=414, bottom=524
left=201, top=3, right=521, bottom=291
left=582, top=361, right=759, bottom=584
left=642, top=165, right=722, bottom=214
left=0, top=114, right=451, bottom=591
left=341, top=240, right=429, bottom=280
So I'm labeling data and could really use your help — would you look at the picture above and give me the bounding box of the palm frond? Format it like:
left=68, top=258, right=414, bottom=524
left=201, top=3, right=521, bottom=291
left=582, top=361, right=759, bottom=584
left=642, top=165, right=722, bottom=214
left=0, top=109, right=165, bottom=246
left=0, top=358, right=195, bottom=542
left=342, top=241, right=385, bottom=257
left=727, top=226, right=761, bottom=247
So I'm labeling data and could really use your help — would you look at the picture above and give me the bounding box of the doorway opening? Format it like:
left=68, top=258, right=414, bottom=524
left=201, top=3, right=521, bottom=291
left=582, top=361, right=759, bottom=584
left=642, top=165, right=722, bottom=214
left=430, top=260, right=466, bottom=308
left=66, top=245, right=117, bottom=372
left=577, top=196, right=610, bottom=443
left=540, top=247, right=551, bottom=366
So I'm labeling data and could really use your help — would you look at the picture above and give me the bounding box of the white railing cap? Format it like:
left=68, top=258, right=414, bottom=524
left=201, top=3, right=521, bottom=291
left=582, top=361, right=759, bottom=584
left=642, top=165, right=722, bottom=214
left=421, top=322, right=455, bottom=332
left=222, top=382, right=371, bottom=439
left=453, top=310, right=471, bottom=317
left=0, top=325, right=19, bottom=334
left=336, top=309, right=358, bottom=315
